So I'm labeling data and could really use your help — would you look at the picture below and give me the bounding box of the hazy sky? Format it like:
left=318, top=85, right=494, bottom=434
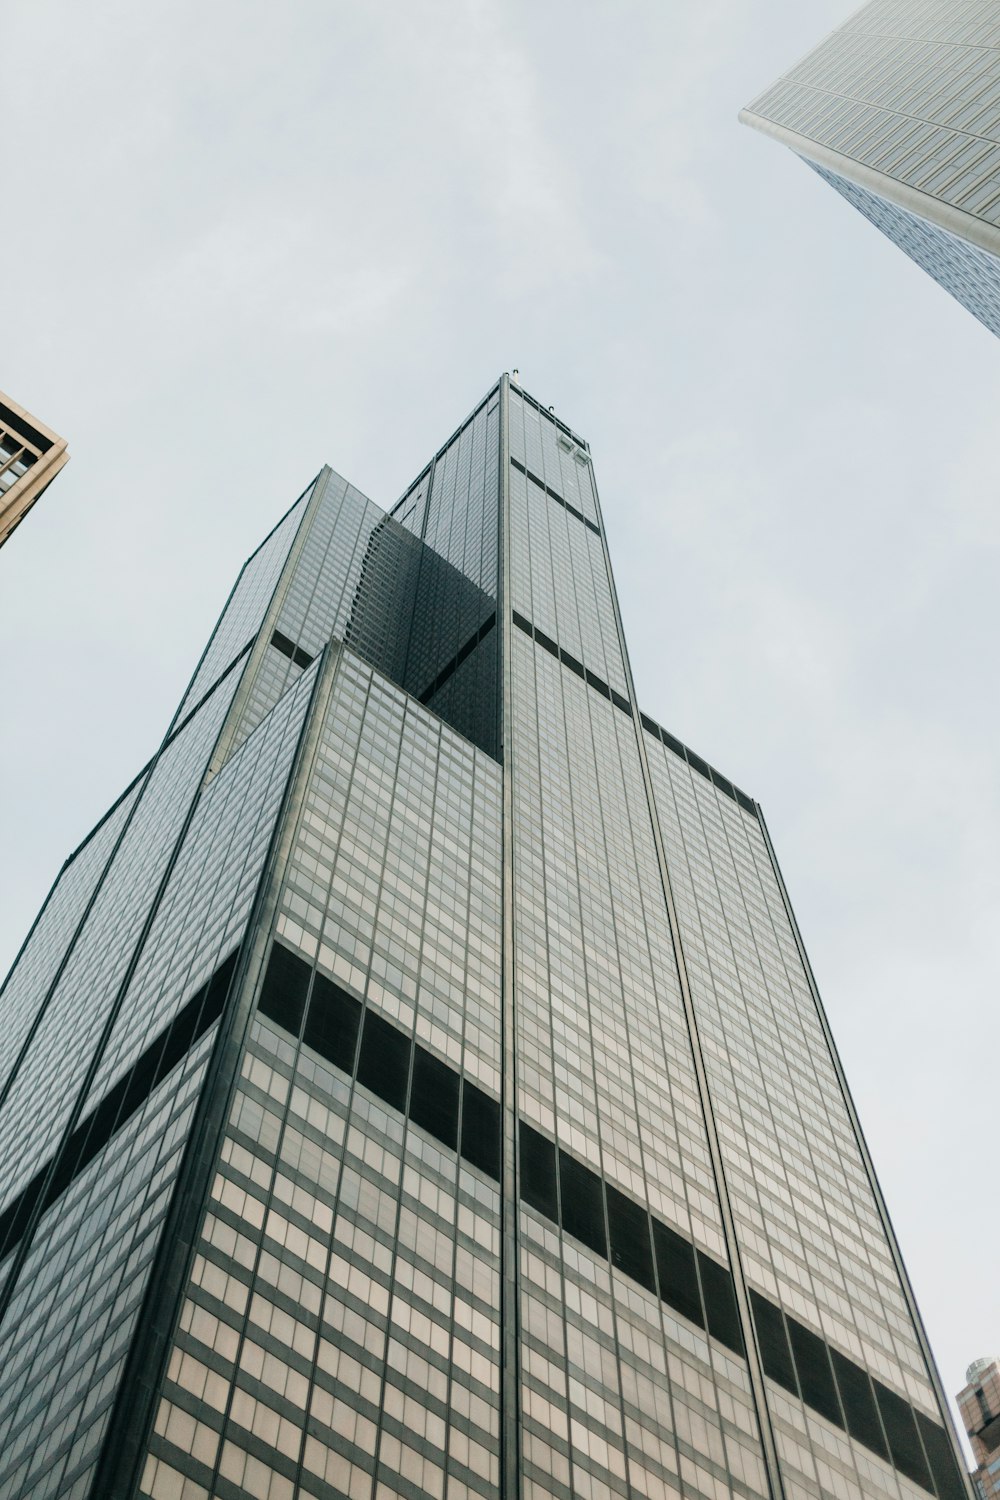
left=4, top=0, right=999, bottom=1455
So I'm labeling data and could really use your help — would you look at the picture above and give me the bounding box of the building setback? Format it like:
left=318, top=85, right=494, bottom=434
left=741, top=0, right=1000, bottom=339
left=0, top=378, right=971, bottom=1499
left=0, top=391, right=69, bottom=549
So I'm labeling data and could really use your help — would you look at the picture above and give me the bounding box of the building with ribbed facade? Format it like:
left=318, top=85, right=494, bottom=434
left=0, top=377, right=970, bottom=1499
left=741, top=1, right=1000, bottom=338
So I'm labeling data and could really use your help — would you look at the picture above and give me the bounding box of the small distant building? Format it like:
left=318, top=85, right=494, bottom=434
left=958, top=1357, right=1000, bottom=1498
left=0, top=391, right=69, bottom=549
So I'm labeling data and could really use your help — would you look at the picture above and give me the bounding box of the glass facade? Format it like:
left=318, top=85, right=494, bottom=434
left=742, top=0, right=1000, bottom=338
left=0, top=377, right=970, bottom=1499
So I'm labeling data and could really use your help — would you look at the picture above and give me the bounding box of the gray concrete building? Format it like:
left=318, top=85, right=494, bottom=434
left=741, top=1, right=1000, bottom=338
left=0, top=379, right=971, bottom=1499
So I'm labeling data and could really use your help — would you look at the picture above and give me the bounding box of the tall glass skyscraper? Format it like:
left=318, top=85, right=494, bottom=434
left=741, top=0, right=1000, bottom=338
left=0, top=378, right=971, bottom=1500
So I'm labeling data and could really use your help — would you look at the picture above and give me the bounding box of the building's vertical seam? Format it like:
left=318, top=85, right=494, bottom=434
left=0, top=489, right=296, bottom=1118
left=208, top=466, right=333, bottom=776
left=0, top=687, right=243, bottom=1334
left=399, top=455, right=437, bottom=698
left=498, top=372, right=521, bottom=1500
left=93, top=643, right=343, bottom=1500
left=582, top=455, right=787, bottom=1499
left=755, top=805, right=975, bottom=1497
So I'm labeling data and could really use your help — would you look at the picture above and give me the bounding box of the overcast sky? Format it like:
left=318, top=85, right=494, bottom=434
left=4, top=0, right=999, bottom=1457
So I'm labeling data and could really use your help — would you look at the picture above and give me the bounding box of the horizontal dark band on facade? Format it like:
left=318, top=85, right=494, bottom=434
left=0, top=399, right=53, bottom=455
left=270, top=630, right=315, bottom=671
left=638, top=709, right=757, bottom=818
left=417, top=613, right=496, bottom=707
left=510, top=383, right=588, bottom=451
left=256, top=941, right=962, bottom=1499
left=257, top=941, right=501, bottom=1182
left=58, top=637, right=258, bottom=880
left=0, top=953, right=238, bottom=1257
left=510, top=456, right=600, bottom=534
left=512, top=611, right=632, bottom=717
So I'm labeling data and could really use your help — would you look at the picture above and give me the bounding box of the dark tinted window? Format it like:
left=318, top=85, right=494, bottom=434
left=875, top=1381, right=932, bottom=1488
left=750, top=1290, right=797, bottom=1395
left=461, top=1085, right=501, bottom=1182
left=830, top=1348, right=886, bottom=1458
left=409, top=1048, right=459, bottom=1150
left=559, top=1151, right=607, bottom=1259
left=787, top=1317, right=841, bottom=1428
left=711, top=770, right=735, bottom=800
left=303, top=972, right=362, bottom=1074
left=356, top=1009, right=411, bottom=1113
left=519, top=1123, right=558, bottom=1220
left=697, top=1252, right=743, bottom=1354
left=915, top=1410, right=967, bottom=1500
left=605, top=1185, right=655, bottom=1292
left=258, top=942, right=311, bottom=1036
left=652, top=1220, right=703, bottom=1329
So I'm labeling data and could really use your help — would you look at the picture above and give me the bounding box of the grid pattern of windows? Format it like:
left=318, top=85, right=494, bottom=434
left=138, top=650, right=503, bottom=1500
left=139, top=1013, right=501, bottom=1500
left=274, top=651, right=502, bottom=1095
left=508, top=516, right=769, bottom=1495
left=508, top=388, right=598, bottom=527
left=810, top=157, right=1000, bottom=336
left=0, top=778, right=142, bottom=1097
left=643, top=729, right=962, bottom=1496
left=0, top=378, right=969, bottom=1500
left=746, top=0, right=1000, bottom=224
left=0, top=667, right=315, bottom=1499
left=509, top=466, right=625, bottom=698
left=274, top=473, right=383, bottom=663
left=227, top=420, right=503, bottom=766
left=86, top=665, right=316, bottom=1109
left=743, top=0, right=1000, bottom=335
left=180, top=487, right=313, bottom=720
left=512, top=636, right=723, bottom=1256
left=0, top=1030, right=217, bottom=1500
left=0, top=675, right=239, bottom=1214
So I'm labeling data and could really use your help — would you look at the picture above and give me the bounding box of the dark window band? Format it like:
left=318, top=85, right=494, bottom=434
left=0, top=400, right=53, bottom=454
left=271, top=630, right=315, bottom=671
left=510, top=456, right=600, bottom=535
left=258, top=940, right=501, bottom=1185
left=511, top=612, right=632, bottom=717
left=257, top=940, right=963, bottom=1498
left=0, top=952, right=238, bottom=1256
left=639, top=710, right=757, bottom=817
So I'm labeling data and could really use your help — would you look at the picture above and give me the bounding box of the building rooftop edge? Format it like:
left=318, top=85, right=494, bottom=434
left=739, top=108, right=1000, bottom=263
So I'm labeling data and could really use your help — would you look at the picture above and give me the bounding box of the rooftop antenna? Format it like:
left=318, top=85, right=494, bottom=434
left=511, top=368, right=520, bottom=383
